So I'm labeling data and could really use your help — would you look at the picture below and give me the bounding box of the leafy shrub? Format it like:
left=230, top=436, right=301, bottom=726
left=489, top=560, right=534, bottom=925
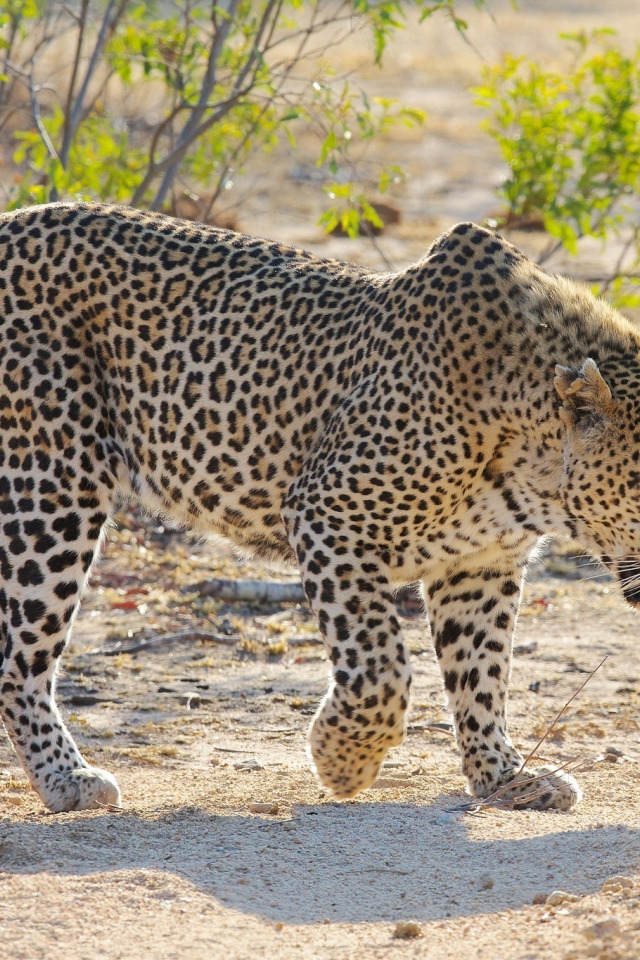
left=0, top=0, right=487, bottom=235
left=475, top=30, right=640, bottom=306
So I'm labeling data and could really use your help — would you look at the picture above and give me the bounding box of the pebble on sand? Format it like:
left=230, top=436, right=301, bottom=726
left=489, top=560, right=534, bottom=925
left=248, top=802, right=279, bottom=814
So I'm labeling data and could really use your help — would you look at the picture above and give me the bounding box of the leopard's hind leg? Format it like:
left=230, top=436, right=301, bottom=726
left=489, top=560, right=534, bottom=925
left=0, top=472, right=120, bottom=812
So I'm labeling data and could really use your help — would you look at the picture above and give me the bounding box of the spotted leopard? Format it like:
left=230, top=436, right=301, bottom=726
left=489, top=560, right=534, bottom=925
left=1, top=202, right=639, bottom=813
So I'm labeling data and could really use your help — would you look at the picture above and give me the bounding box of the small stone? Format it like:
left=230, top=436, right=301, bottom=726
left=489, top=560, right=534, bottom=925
left=514, top=641, right=538, bottom=656
left=604, top=753, right=619, bottom=763
left=434, top=812, right=453, bottom=826
left=274, top=922, right=284, bottom=932
left=532, top=892, right=548, bottom=905
left=248, top=802, right=279, bottom=814
left=233, top=759, right=264, bottom=771
left=601, top=881, right=623, bottom=895
left=604, top=746, right=624, bottom=757
left=583, top=918, right=621, bottom=941
left=479, top=873, right=494, bottom=891
left=217, top=616, right=235, bottom=636
left=546, top=890, right=578, bottom=907
left=393, top=920, right=423, bottom=940
left=602, top=875, right=633, bottom=892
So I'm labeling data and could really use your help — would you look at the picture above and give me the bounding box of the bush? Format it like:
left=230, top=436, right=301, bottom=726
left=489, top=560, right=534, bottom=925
left=0, top=0, right=488, bottom=235
left=475, top=30, right=640, bottom=307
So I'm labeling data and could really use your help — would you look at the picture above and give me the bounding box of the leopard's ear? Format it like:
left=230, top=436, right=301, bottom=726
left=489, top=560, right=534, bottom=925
left=554, top=358, right=614, bottom=430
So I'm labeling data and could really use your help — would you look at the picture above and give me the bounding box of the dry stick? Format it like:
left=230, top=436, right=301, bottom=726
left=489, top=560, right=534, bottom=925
left=454, top=756, right=584, bottom=814
left=464, top=755, right=582, bottom=812
left=94, top=800, right=125, bottom=812
left=408, top=721, right=455, bottom=736
left=183, top=577, right=306, bottom=605
left=454, top=655, right=608, bottom=812
left=256, top=818, right=299, bottom=828
left=287, top=634, right=323, bottom=647
left=252, top=727, right=300, bottom=735
left=515, top=654, right=608, bottom=776
left=97, top=630, right=241, bottom=656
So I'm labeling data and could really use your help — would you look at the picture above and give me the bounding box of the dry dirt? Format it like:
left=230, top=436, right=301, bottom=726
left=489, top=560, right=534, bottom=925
left=2, top=2, right=640, bottom=959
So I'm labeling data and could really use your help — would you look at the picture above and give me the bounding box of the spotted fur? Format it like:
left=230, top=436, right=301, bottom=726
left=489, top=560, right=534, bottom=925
left=1, top=202, right=639, bottom=813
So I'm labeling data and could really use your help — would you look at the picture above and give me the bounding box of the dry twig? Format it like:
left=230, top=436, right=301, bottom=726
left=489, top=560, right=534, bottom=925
left=95, top=630, right=240, bottom=656
left=453, top=656, right=607, bottom=812
left=454, top=755, right=583, bottom=813
left=516, top=655, right=608, bottom=774
left=183, top=577, right=306, bottom=605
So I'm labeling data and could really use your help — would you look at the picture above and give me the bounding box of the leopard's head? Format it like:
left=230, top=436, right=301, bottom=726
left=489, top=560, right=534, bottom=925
left=555, top=356, right=640, bottom=607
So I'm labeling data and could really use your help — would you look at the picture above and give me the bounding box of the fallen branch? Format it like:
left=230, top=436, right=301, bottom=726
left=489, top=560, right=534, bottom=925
left=288, top=634, right=323, bottom=646
left=183, top=577, right=306, bottom=604
left=407, top=721, right=455, bottom=736
left=95, top=630, right=240, bottom=656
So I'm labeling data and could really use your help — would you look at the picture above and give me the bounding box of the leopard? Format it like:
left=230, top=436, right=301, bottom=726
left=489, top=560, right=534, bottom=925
left=1, top=201, right=640, bottom=815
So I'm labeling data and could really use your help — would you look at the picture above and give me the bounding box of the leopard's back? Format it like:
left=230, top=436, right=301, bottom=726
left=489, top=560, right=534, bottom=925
left=0, top=202, right=376, bottom=556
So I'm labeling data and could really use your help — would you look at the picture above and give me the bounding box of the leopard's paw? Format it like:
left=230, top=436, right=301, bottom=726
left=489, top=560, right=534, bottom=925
left=41, top=766, right=122, bottom=813
left=311, top=742, right=388, bottom=799
left=475, top=766, right=581, bottom=812
left=308, top=698, right=403, bottom=799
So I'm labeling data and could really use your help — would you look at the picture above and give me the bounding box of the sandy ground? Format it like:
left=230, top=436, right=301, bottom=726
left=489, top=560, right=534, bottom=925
left=1, top=530, right=640, bottom=960
left=2, top=2, right=640, bottom=958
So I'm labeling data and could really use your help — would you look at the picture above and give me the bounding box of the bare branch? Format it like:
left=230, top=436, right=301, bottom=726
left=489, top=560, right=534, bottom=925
left=450, top=655, right=607, bottom=813
left=535, top=237, right=564, bottom=267
left=182, top=577, right=306, bottom=604
left=60, top=0, right=89, bottom=171
left=59, top=0, right=129, bottom=169
left=28, top=71, right=59, bottom=166
left=0, top=9, right=23, bottom=109
left=145, top=0, right=287, bottom=210
left=597, top=228, right=639, bottom=295
left=453, top=756, right=582, bottom=812
left=95, top=630, right=240, bottom=656
left=516, top=655, right=607, bottom=778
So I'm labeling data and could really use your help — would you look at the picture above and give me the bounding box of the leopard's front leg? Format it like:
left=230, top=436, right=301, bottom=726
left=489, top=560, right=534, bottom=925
left=426, top=561, right=581, bottom=811
left=283, top=506, right=411, bottom=799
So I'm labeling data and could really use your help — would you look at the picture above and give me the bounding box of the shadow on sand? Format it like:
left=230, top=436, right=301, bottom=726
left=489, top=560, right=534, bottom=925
left=2, top=797, right=638, bottom=924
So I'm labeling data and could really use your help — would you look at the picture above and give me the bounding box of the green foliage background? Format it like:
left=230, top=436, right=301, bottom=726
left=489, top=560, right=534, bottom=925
left=0, top=0, right=486, bottom=235
left=476, top=30, right=640, bottom=307
left=1, top=2, right=639, bottom=301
